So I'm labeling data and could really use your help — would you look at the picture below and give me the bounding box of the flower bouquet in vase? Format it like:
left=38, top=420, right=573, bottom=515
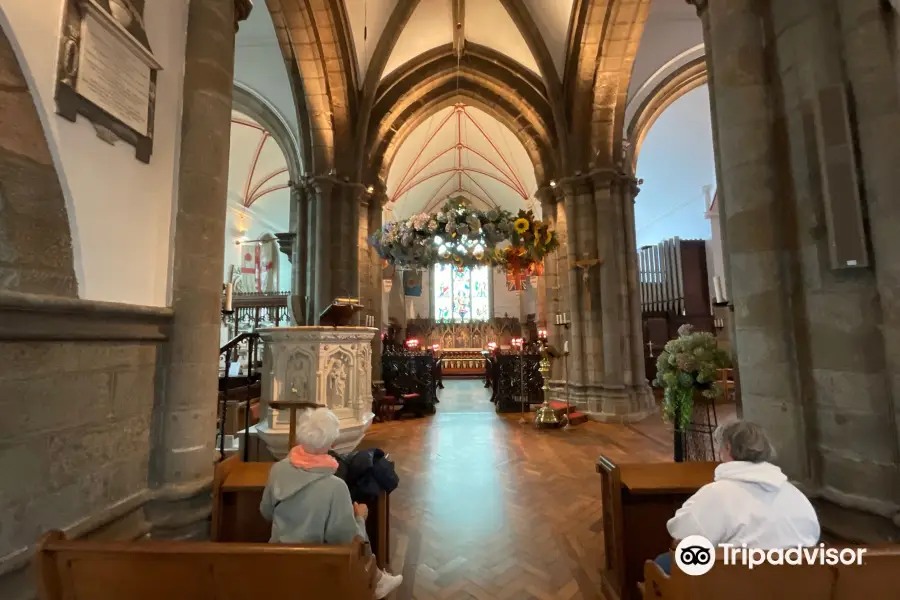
left=653, top=324, right=730, bottom=462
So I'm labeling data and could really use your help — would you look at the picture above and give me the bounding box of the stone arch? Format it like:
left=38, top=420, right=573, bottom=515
left=626, top=55, right=708, bottom=171
left=0, top=18, right=77, bottom=296
left=366, top=45, right=557, bottom=189
left=267, top=0, right=358, bottom=175
left=232, top=82, right=304, bottom=182
left=566, top=0, right=652, bottom=170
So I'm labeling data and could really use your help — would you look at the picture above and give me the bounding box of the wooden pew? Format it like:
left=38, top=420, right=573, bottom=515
left=34, top=530, right=376, bottom=600
left=597, top=457, right=717, bottom=600
left=641, top=547, right=900, bottom=599
left=212, top=455, right=391, bottom=569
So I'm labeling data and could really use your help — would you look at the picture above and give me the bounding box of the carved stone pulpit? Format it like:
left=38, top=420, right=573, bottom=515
left=255, top=327, right=377, bottom=459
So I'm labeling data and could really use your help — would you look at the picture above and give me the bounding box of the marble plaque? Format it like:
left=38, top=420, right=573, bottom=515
left=76, top=11, right=151, bottom=135
left=55, top=0, right=161, bottom=163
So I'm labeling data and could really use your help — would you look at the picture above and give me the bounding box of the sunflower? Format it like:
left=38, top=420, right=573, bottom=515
left=545, top=229, right=553, bottom=244
left=514, top=218, right=530, bottom=234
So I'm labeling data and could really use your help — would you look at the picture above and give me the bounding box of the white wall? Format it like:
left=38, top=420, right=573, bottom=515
left=0, top=1, right=189, bottom=307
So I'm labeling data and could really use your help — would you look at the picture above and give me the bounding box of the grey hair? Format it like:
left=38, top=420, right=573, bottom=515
left=713, top=420, right=776, bottom=463
left=294, top=408, right=341, bottom=453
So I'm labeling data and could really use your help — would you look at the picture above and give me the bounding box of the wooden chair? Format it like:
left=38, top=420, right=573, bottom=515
left=34, top=530, right=376, bottom=600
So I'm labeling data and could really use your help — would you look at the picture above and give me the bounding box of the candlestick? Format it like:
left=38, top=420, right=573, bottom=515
left=224, top=282, right=233, bottom=312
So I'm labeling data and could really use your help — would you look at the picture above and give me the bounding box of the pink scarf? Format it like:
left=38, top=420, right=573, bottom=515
left=289, top=445, right=338, bottom=470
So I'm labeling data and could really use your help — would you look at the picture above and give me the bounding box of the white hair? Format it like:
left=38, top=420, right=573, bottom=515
left=295, top=408, right=340, bottom=453
left=714, top=419, right=776, bottom=463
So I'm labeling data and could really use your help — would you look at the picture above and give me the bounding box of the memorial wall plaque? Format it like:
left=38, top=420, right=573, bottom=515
left=55, top=0, right=161, bottom=163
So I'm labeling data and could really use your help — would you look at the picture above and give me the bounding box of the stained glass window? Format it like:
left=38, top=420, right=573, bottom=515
left=433, top=264, right=490, bottom=323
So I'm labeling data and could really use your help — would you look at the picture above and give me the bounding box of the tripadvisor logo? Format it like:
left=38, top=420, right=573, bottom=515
left=674, top=536, right=867, bottom=575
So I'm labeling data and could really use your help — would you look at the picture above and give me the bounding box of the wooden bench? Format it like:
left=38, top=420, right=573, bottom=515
left=212, top=455, right=392, bottom=569
left=35, top=530, right=376, bottom=600
left=641, top=547, right=900, bottom=599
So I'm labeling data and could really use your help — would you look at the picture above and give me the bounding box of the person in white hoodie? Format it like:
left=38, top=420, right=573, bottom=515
left=260, top=408, right=403, bottom=598
left=655, top=419, right=820, bottom=574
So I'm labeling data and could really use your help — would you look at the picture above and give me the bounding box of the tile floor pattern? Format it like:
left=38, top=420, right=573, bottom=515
left=359, top=380, right=727, bottom=600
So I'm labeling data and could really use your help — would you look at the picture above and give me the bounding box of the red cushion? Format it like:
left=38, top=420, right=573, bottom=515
left=401, top=393, right=420, bottom=399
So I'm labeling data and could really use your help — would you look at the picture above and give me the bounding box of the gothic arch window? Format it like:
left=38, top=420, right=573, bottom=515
left=433, top=264, right=491, bottom=323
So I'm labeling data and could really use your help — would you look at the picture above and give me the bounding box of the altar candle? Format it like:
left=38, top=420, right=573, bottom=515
left=224, top=282, right=233, bottom=312
left=564, top=340, right=569, bottom=353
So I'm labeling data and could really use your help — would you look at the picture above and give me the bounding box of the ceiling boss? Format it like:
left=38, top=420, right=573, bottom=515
left=369, top=197, right=559, bottom=278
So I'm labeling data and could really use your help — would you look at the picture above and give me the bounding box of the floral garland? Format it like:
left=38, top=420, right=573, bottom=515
left=369, top=198, right=559, bottom=273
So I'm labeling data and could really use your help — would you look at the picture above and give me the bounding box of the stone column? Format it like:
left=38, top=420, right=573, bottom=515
left=693, top=0, right=809, bottom=478
left=149, top=0, right=238, bottom=538
left=289, top=183, right=308, bottom=323
left=537, top=187, right=561, bottom=379
left=551, top=171, right=653, bottom=421
left=833, top=0, right=900, bottom=519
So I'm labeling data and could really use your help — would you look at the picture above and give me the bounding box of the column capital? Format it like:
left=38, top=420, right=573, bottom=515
left=299, top=174, right=367, bottom=197
left=685, top=0, right=708, bottom=17
left=234, top=0, right=253, bottom=32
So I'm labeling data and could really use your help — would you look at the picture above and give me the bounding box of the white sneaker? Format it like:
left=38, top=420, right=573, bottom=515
left=374, top=571, right=403, bottom=599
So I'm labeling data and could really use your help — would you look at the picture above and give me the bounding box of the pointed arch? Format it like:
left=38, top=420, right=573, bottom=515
left=366, top=44, right=557, bottom=188
left=626, top=55, right=708, bottom=170
left=496, top=0, right=569, bottom=170
left=565, top=0, right=651, bottom=170
left=267, top=0, right=358, bottom=174
left=0, top=18, right=77, bottom=296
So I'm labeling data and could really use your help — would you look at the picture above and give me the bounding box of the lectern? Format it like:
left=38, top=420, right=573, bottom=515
left=320, top=297, right=364, bottom=327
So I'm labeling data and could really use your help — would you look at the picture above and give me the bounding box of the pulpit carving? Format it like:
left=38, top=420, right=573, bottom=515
left=284, top=350, right=312, bottom=401
left=325, top=350, right=352, bottom=410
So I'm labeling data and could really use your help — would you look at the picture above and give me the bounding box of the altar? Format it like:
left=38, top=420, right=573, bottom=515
left=254, top=326, right=377, bottom=458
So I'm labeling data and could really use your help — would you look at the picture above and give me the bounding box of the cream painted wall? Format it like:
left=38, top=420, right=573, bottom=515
left=0, top=0, right=189, bottom=307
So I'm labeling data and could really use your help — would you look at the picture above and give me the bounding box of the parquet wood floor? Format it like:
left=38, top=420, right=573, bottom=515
left=359, top=381, right=737, bottom=600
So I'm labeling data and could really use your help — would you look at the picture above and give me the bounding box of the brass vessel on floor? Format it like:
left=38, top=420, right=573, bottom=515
left=534, top=352, right=561, bottom=428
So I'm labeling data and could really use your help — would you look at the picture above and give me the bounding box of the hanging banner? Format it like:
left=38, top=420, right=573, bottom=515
left=403, top=270, right=422, bottom=297
left=239, top=243, right=260, bottom=293
left=260, top=234, right=278, bottom=293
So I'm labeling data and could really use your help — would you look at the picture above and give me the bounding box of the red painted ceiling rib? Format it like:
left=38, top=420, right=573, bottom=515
left=232, top=118, right=289, bottom=208
left=390, top=103, right=529, bottom=206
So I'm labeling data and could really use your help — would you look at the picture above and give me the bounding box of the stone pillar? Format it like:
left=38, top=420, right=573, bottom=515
left=149, top=0, right=237, bottom=538
left=305, top=176, right=367, bottom=322
left=833, top=0, right=900, bottom=519
left=537, top=188, right=561, bottom=379
left=696, top=0, right=809, bottom=478
left=289, top=183, right=308, bottom=323
left=551, top=171, right=653, bottom=421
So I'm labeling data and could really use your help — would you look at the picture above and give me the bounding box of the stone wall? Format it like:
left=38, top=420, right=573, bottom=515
left=0, top=23, right=76, bottom=297
left=0, top=294, right=172, bottom=600
left=694, top=0, right=900, bottom=540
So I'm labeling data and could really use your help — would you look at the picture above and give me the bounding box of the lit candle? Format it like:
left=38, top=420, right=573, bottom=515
left=224, top=282, right=233, bottom=312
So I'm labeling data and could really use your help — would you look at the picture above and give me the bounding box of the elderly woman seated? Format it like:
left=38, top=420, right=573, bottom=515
left=655, top=419, right=820, bottom=574
left=260, top=408, right=403, bottom=599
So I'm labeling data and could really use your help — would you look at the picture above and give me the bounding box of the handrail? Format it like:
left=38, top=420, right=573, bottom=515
left=218, top=331, right=262, bottom=462
left=220, top=331, right=258, bottom=355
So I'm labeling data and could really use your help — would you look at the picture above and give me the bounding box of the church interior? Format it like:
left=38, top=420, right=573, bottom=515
left=2, top=0, right=900, bottom=598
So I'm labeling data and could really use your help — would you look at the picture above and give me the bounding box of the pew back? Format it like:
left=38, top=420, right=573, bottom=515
left=35, top=531, right=376, bottom=600
left=642, top=547, right=900, bottom=600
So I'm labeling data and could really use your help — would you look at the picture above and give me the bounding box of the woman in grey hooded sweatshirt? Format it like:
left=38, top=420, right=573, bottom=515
left=260, top=408, right=402, bottom=599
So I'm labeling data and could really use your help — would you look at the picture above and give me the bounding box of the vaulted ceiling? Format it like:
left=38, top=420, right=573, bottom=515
left=255, top=0, right=707, bottom=216
left=345, top=0, right=574, bottom=84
